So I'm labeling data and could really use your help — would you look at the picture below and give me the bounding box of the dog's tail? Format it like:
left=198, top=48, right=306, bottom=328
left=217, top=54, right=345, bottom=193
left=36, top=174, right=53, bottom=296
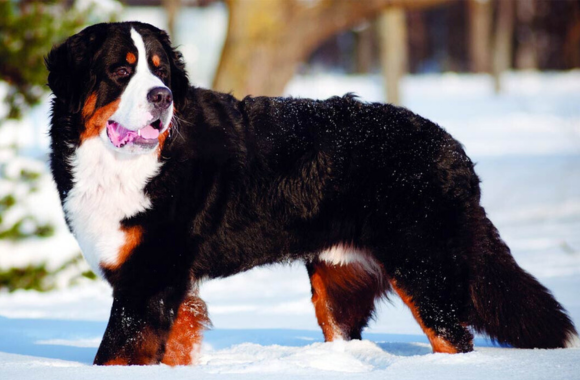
left=468, top=211, right=578, bottom=348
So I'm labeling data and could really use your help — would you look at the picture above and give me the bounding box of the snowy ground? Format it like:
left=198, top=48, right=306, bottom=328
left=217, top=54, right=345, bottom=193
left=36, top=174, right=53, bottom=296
left=1, top=72, right=580, bottom=379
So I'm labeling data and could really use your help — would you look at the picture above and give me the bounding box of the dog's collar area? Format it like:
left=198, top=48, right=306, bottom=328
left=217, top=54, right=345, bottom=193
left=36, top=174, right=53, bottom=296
left=106, top=119, right=162, bottom=148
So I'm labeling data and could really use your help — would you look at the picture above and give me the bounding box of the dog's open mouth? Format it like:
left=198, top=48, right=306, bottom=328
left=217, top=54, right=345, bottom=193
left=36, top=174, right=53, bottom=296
left=106, top=119, right=162, bottom=148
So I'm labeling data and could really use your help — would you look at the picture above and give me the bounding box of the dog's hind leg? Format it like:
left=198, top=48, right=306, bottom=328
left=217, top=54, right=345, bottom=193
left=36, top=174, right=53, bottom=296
left=384, top=240, right=475, bottom=353
left=306, top=253, right=388, bottom=341
left=389, top=275, right=474, bottom=353
left=162, top=287, right=210, bottom=366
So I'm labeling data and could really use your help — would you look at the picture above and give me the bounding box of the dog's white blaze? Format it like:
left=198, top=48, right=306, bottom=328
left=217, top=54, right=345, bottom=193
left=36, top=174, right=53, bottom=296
left=109, top=28, right=168, bottom=131
left=565, top=332, right=580, bottom=348
left=63, top=138, right=161, bottom=275
left=318, top=244, right=383, bottom=277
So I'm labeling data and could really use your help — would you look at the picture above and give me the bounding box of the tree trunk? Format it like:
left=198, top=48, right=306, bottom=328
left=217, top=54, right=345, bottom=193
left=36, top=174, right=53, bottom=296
left=213, top=0, right=453, bottom=98
left=468, top=0, right=493, bottom=73
left=162, top=0, right=180, bottom=39
left=564, top=1, right=580, bottom=69
left=355, top=24, right=375, bottom=74
left=515, top=0, right=538, bottom=70
left=492, top=0, right=515, bottom=93
left=378, top=7, right=408, bottom=105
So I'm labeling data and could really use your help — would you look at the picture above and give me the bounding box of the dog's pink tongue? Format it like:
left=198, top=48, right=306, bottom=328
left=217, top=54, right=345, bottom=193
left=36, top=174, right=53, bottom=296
left=107, top=121, right=137, bottom=147
left=140, top=124, right=160, bottom=139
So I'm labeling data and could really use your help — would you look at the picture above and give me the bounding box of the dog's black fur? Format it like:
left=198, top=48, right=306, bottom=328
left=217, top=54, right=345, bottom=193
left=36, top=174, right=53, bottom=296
left=46, top=22, right=577, bottom=365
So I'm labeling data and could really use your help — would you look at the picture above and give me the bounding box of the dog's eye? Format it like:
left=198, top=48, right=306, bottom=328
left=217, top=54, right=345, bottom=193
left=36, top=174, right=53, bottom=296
left=154, top=68, right=167, bottom=79
left=114, top=67, right=132, bottom=78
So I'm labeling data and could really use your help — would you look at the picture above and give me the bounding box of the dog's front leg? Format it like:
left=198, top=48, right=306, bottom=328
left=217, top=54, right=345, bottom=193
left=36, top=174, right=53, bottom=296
left=94, top=286, right=184, bottom=366
left=162, top=287, right=210, bottom=366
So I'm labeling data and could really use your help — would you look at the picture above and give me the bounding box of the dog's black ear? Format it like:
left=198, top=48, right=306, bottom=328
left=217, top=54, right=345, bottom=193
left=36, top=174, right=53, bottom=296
left=45, top=27, right=103, bottom=113
left=157, top=30, right=189, bottom=111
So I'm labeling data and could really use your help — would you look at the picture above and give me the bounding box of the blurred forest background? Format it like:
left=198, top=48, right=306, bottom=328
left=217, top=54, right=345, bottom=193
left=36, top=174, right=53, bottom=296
left=1, top=0, right=579, bottom=292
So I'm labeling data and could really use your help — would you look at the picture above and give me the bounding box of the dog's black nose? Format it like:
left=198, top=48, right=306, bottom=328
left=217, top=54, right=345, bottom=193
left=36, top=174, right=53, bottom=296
left=147, top=87, right=173, bottom=109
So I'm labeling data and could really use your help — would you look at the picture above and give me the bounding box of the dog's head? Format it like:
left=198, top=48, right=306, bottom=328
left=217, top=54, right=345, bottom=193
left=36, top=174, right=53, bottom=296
left=46, top=22, right=188, bottom=154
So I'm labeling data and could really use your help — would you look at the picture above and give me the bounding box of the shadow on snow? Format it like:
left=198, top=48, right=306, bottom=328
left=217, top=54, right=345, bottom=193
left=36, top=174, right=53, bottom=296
left=0, top=316, right=496, bottom=364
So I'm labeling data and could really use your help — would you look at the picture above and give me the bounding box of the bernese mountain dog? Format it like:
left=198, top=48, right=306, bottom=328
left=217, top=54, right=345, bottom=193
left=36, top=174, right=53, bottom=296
left=45, top=22, right=578, bottom=366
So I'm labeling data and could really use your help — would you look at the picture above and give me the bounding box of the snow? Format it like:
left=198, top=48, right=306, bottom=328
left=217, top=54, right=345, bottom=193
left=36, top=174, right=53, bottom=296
left=0, top=340, right=579, bottom=379
left=1, top=71, right=580, bottom=378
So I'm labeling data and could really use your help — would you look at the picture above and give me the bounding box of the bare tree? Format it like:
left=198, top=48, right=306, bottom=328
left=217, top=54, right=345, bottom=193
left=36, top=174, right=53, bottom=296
left=515, top=0, right=538, bottom=70
left=213, top=0, right=452, bottom=98
left=162, top=0, right=181, bottom=38
left=564, top=1, right=580, bottom=68
left=378, top=7, right=408, bottom=105
left=355, top=24, right=375, bottom=74
left=492, top=0, right=515, bottom=93
left=468, top=0, right=493, bottom=73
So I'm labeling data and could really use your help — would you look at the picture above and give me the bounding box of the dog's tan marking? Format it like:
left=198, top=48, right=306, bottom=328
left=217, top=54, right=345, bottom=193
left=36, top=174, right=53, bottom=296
left=126, top=52, right=136, bottom=64
left=152, top=54, right=161, bottom=67
left=81, top=95, right=120, bottom=143
left=310, top=269, right=342, bottom=341
left=157, top=107, right=176, bottom=157
left=100, top=225, right=143, bottom=271
left=390, top=281, right=459, bottom=353
left=309, top=258, right=388, bottom=341
left=162, top=294, right=210, bottom=366
left=82, top=92, right=97, bottom=119
left=157, top=127, right=170, bottom=157
left=102, top=358, right=128, bottom=366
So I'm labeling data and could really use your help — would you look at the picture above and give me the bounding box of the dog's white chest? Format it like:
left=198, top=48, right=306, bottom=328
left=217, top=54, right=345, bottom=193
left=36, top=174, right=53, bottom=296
left=63, top=138, right=161, bottom=275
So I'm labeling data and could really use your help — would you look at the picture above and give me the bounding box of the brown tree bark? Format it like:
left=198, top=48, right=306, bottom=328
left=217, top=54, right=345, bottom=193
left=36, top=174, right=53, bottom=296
left=162, top=0, right=180, bottom=38
left=468, top=0, right=493, bottom=73
left=378, top=7, right=408, bottom=105
left=355, top=24, right=374, bottom=74
left=213, top=0, right=453, bottom=98
left=515, top=0, right=538, bottom=70
left=492, top=0, right=515, bottom=93
left=564, top=1, right=580, bottom=69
